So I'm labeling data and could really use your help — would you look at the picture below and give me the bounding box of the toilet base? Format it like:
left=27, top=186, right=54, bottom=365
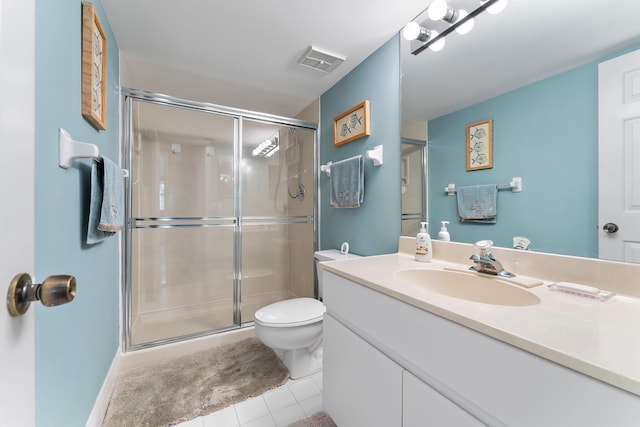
left=276, top=346, right=323, bottom=379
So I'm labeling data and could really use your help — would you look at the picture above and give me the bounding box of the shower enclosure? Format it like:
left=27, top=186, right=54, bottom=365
left=401, top=138, right=427, bottom=237
left=122, top=90, right=317, bottom=350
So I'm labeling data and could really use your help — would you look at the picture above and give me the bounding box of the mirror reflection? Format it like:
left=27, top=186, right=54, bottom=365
left=401, top=0, right=640, bottom=263
left=400, top=138, right=427, bottom=237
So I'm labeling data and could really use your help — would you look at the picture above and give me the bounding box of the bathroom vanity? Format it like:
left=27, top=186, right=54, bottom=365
left=320, top=238, right=640, bottom=426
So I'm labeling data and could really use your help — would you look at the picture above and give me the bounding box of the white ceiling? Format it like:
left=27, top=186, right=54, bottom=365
left=102, top=0, right=427, bottom=118
left=103, top=0, right=640, bottom=122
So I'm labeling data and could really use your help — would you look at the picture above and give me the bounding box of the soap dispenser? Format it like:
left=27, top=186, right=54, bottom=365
left=415, top=222, right=432, bottom=262
left=438, top=221, right=451, bottom=241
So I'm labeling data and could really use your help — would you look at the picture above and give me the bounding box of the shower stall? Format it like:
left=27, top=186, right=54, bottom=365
left=401, top=138, right=427, bottom=237
left=122, top=90, right=317, bottom=350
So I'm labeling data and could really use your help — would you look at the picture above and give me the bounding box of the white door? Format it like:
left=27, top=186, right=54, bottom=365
left=0, top=0, right=36, bottom=425
left=598, top=48, right=640, bottom=263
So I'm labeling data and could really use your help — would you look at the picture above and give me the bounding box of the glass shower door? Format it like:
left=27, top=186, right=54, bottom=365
left=239, top=120, right=316, bottom=324
left=401, top=139, right=427, bottom=237
left=128, top=100, right=238, bottom=346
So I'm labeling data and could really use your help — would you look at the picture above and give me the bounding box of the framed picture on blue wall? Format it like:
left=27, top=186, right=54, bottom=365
left=334, top=100, right=370, bottom=146
left=466, top=118, right=493, bottom=171
left=82, top=2, right=107, bottom=131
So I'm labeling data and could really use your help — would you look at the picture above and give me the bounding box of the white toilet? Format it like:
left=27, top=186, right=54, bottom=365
left=254, top=247, right=360, bottom=379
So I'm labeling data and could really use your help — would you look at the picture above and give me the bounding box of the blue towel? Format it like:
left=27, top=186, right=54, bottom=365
left=456, top=184, right=497, bottom=224
left=87, top=157, right=124, bottom=244
left=330, top=155, right=364, bottom=208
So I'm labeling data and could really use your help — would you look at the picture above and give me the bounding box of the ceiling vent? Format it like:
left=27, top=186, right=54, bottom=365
left=297, top=46, right=346, bottom=73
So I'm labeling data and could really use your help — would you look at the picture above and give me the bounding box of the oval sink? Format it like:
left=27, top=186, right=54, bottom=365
left=394, top=269, right=540, bottom=306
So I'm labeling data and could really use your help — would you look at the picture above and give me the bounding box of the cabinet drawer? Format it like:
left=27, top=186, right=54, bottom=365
left=403, top=370, right=485, bottom=427
left=324, top=314, right=403, bottom=427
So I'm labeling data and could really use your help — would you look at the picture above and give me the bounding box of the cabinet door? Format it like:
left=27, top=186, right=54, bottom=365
left=324, top=314, right=403, bottom=427
left=403, top=371, right=485, bottom=427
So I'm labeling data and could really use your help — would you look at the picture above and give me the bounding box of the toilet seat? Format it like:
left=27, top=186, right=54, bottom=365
left=254, top=298, right=325, bottom=328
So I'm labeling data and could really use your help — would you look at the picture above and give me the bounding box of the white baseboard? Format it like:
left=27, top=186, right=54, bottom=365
left=85, top=347, right=121, bottom=427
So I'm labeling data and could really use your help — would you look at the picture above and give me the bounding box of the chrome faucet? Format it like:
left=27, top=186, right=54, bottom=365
left=469, top=240, right=515, bottom=278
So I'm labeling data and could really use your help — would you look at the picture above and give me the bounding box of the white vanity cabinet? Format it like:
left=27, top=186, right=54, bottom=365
left=403, top=370, right=484, bottom=427
left=324, top=314, right=403, bottom=427
left=322, top=270, right=640, bottom=427
left=324, top=312, right=481, bottom=427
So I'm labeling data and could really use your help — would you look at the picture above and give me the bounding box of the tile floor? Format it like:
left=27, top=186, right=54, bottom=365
left=175, top=371, right=324, bottom=427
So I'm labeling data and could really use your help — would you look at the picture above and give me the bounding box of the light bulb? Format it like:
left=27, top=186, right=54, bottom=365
left=485, top=0, right=508, bottom=14
left=428, top=30, right=445, bottom=52
left=455, top=10, right=474, bottom=35
left=427, top=0, right=448, bottom=21
left=403, top=22, right=430, bottom=42
left=402, top=22, right=420, bottom=41
left=265, top=145, right=279, bottom=158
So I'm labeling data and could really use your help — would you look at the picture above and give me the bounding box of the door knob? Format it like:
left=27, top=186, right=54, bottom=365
left=6, top=273, right=76, bottom=317
left=602, top=223, right=619, bottom=233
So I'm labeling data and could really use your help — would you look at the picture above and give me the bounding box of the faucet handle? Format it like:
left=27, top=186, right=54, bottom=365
left=474, top=240, right=494, bottom=257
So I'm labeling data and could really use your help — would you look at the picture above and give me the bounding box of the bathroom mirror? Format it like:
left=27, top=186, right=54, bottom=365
left=401, top=0, right=640, bottom=260
left=400, top=138, right=427, bottom=237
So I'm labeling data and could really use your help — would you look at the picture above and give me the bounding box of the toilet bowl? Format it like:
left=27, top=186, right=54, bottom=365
left=254, top=248, right=360, bottom=379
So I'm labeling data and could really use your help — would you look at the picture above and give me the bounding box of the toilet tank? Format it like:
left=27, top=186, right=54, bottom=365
left=314, top=249, right=361, bottom=300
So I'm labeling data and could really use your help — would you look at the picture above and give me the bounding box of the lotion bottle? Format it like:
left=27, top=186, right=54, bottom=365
left=415, top=222, right=432, bottom=262
left=438, top=221, right=451, bottom=241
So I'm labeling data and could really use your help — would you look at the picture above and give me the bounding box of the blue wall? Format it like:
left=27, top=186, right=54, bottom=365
left=320, top=36, right=402, bottom=256
left=428, top=61, right=600, bottom=258
left=35, top=1, right=120, bottom=425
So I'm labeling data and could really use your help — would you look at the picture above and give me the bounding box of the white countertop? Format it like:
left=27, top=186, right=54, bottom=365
left=319, top=251, right=640, bottom=397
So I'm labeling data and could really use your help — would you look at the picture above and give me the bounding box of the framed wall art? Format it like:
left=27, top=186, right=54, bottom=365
left=466, top=118, right=493, bottom=171
left=334, top=100, right=370, bottom=146
left=82, top=2, right=107, bottom=130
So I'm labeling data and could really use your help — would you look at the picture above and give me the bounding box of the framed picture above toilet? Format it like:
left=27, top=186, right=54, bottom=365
left=334, top=100, right=371, bottom=147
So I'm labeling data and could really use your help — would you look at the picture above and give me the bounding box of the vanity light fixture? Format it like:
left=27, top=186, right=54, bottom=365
left=405, top=0, right=505, bottom=55
left=402, top=22, right=446, bottom=51
left=455, top=9, right=474, bottom=35
left=427, top=30, right=445, bottom=51
left=427, top=0, right=475, bottom=35
left=482, top=0, right=508, bottom=15
left=402, top=21, right=430, bottom=42
left=427, top=0, right=458, bottom=23
left=252, top=136, right=279, bottom=158
left=264, top=145, right=280, bottom=158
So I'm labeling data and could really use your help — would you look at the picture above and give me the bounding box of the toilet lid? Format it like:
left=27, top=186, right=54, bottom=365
left=254, top=298, right=325, bottom=327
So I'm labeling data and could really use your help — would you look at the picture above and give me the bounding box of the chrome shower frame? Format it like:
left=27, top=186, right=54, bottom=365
left=400, top=137, right=428, bottom=231
left=121, top=88, right=318, bottom=352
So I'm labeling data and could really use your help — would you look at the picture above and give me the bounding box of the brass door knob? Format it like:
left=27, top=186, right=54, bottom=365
left=7, top=273, right=76, bottom=316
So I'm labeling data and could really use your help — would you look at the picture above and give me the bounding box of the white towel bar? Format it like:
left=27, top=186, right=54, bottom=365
left=320, top=161, right=333, bottom=177
left=321, top=145, right=384, bottom=177
left=445, top=177, right=522, bottom=195
left=58, top=128, right=129, bottom=177
left=365, top=145, right=383, bottom=166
